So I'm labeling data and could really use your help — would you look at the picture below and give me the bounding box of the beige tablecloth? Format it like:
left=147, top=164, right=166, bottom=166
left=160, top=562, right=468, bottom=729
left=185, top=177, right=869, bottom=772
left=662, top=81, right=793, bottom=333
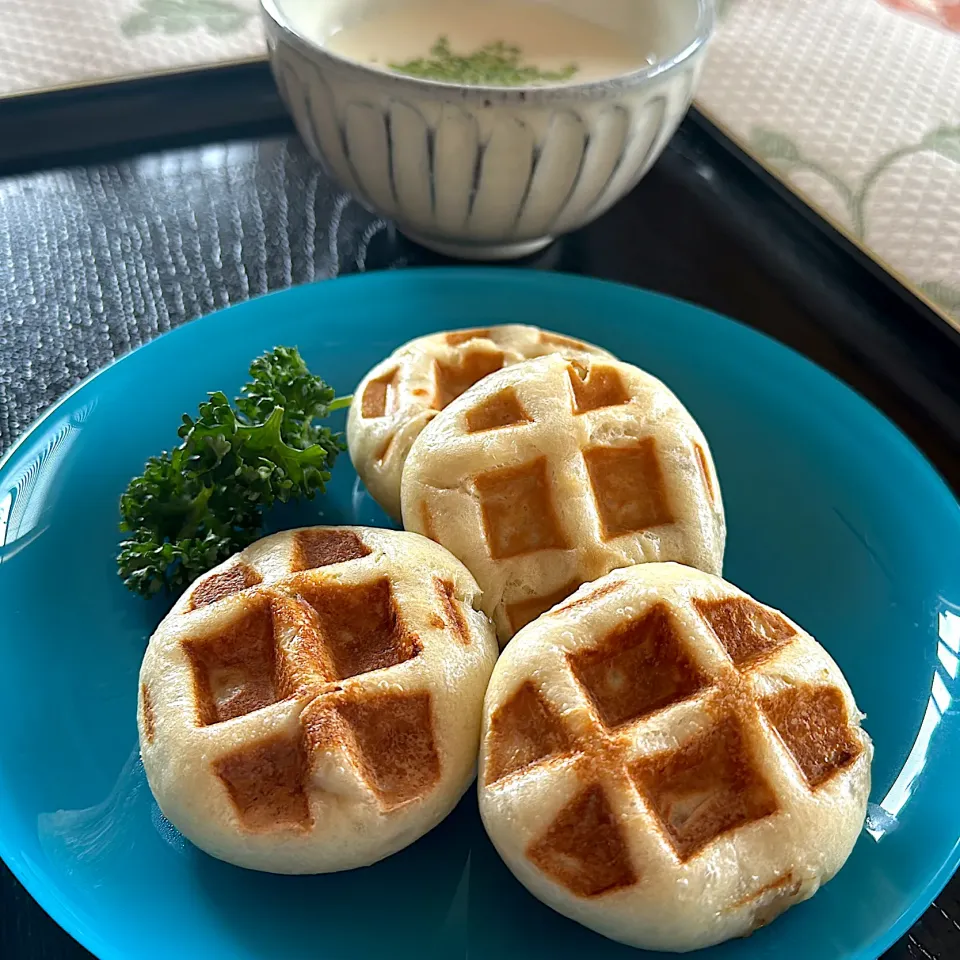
left=1, top=0, right=958, bottom=322
left=700, top=0, right=960, bottom=321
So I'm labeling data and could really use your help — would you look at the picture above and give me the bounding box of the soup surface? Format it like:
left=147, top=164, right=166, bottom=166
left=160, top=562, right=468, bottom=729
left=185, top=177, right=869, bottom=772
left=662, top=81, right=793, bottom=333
left=324, top=0, right=652, bottom=85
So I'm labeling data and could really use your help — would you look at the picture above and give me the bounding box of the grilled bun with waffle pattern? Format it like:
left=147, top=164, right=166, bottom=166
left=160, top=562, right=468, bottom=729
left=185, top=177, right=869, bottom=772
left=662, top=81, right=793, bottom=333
left=347, top=325, right=613, bottom=520
left=478, top=563, right=872, bottom=952
left=401, top=353, right=725, bottom=645
left=138, top=526, right=498, bottom=874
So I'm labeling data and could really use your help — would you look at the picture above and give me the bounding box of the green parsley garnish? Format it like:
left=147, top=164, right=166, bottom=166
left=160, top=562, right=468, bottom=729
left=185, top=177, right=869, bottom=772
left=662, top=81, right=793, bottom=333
left=117, top=346, right=349, bottom=598
left=389, top=36, right=577, bottom=86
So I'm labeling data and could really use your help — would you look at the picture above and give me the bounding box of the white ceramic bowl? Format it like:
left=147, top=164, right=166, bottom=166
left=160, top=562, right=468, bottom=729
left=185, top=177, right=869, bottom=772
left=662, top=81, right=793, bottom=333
left=261, top=0, right=713, bottom=260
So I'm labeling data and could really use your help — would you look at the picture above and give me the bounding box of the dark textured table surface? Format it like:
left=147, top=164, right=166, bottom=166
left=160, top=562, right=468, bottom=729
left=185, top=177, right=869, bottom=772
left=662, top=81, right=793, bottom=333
left=1, top=116, right=959, bottom=959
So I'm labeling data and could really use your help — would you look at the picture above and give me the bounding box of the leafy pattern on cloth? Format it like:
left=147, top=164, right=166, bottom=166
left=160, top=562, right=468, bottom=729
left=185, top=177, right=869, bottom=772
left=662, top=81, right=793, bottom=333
left=122, top=0, right=252, bottom=37
left=699, top=0, right=960, bottom=321
left=750, top=126, right=960, bottom=313
left=0, top=1, right=262, bottom=96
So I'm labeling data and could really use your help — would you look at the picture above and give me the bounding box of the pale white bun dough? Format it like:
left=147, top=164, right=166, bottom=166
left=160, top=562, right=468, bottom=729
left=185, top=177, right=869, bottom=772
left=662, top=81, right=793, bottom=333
left=401, top=353, right=725, bottom=644
left=478, top=563, right=872, bottom=952
left=138, top=526, right=498, bottom=874
left=347, top=325, right=613, bottom=519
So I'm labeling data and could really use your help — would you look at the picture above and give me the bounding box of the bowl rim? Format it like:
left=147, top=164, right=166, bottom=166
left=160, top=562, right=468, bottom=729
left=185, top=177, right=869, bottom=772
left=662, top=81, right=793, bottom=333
left=259, top=0, right=714, bottom=100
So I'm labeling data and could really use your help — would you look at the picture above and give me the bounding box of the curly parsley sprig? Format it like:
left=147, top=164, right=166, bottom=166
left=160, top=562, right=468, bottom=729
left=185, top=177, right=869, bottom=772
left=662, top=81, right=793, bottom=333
left=117, top=346, right=349, bottom=598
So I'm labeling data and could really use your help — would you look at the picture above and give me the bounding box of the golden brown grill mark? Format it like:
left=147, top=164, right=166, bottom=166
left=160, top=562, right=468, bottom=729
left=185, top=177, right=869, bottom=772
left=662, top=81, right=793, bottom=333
left=445, top=328, right=490, bottom=346
left=761, top=685, right=862, bottom=788
left=693, top=441, right=716, bottom=506
left=507, top=579, right=583, bottom=633
left=214, top=732, right=311, bottom=832
left=630, top=714, right=779, bottom=861
left=419, top=502, right=439, bottom=543
left=732, top=871, right=798, bottom=909
left=465, top=386, right=533, bottom=433
left=291, top=528, right=371, bottom=572
left=568, top=603, right=710, bottom=729
left=554, top=579, right=626, bottom=615
left=140, top=683, right=156, bottom=744
left=190, top=563, right=262, bottom=609
left=490, top=586, right=860, bottom=894
left=567, top=362, right=631, bottom=414
left=435, top=577, right=470, bottom=644
left=432, top=348, right=504, bottom=409
left=583, top=440, right=673, bottom=539
left=269, top=594, right=337, bottom=695
left=295, top=577, right=421, bottom=682
left=361, top=367, right=400, bottom=418
left=527, top=783, right=638, bottom=897
left=485, top=681, right=576, bottom=785
left=303, top=691, right=440, bottom=810
left=694, top=597, right=795, bottom=668
left=184, top=594, right=282, bottom=726
left=474, top=456, right=567, bottom=560
left=168, top=536, right=476, bottom=830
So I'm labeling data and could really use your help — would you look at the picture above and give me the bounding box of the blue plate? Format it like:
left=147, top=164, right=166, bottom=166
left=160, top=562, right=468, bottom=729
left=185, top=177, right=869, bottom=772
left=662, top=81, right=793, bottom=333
left=1, top=269, right=958, bottom=960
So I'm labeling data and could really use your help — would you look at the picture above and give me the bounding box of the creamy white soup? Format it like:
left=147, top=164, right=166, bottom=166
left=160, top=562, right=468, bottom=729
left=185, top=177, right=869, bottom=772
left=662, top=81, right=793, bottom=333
left=324, top=0, right=651, bottom=85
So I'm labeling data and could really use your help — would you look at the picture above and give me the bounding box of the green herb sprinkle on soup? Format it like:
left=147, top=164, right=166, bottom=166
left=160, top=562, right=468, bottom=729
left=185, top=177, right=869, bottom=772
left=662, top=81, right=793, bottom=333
left=391, top=36, right=577, bottom=86
left=324, top=0, right=651, bottom=86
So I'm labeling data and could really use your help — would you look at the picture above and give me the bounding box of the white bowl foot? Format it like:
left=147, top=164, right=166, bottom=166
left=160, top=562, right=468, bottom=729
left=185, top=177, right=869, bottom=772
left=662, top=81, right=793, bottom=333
left=403, top=231, right=555, bottom=262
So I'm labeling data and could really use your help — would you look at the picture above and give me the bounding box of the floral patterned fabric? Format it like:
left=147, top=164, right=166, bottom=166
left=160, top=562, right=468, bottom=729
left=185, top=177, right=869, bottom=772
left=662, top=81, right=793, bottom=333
left=0, top=1, right=260, bottom=95
left=0, top=0, right=957, bottom=320
left=702, top=0, right=960, bottom=319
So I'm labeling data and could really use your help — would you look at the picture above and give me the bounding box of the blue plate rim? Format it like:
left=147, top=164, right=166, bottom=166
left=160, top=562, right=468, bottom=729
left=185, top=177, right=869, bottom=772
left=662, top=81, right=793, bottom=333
left=0, top=266, right=958, bottom=960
